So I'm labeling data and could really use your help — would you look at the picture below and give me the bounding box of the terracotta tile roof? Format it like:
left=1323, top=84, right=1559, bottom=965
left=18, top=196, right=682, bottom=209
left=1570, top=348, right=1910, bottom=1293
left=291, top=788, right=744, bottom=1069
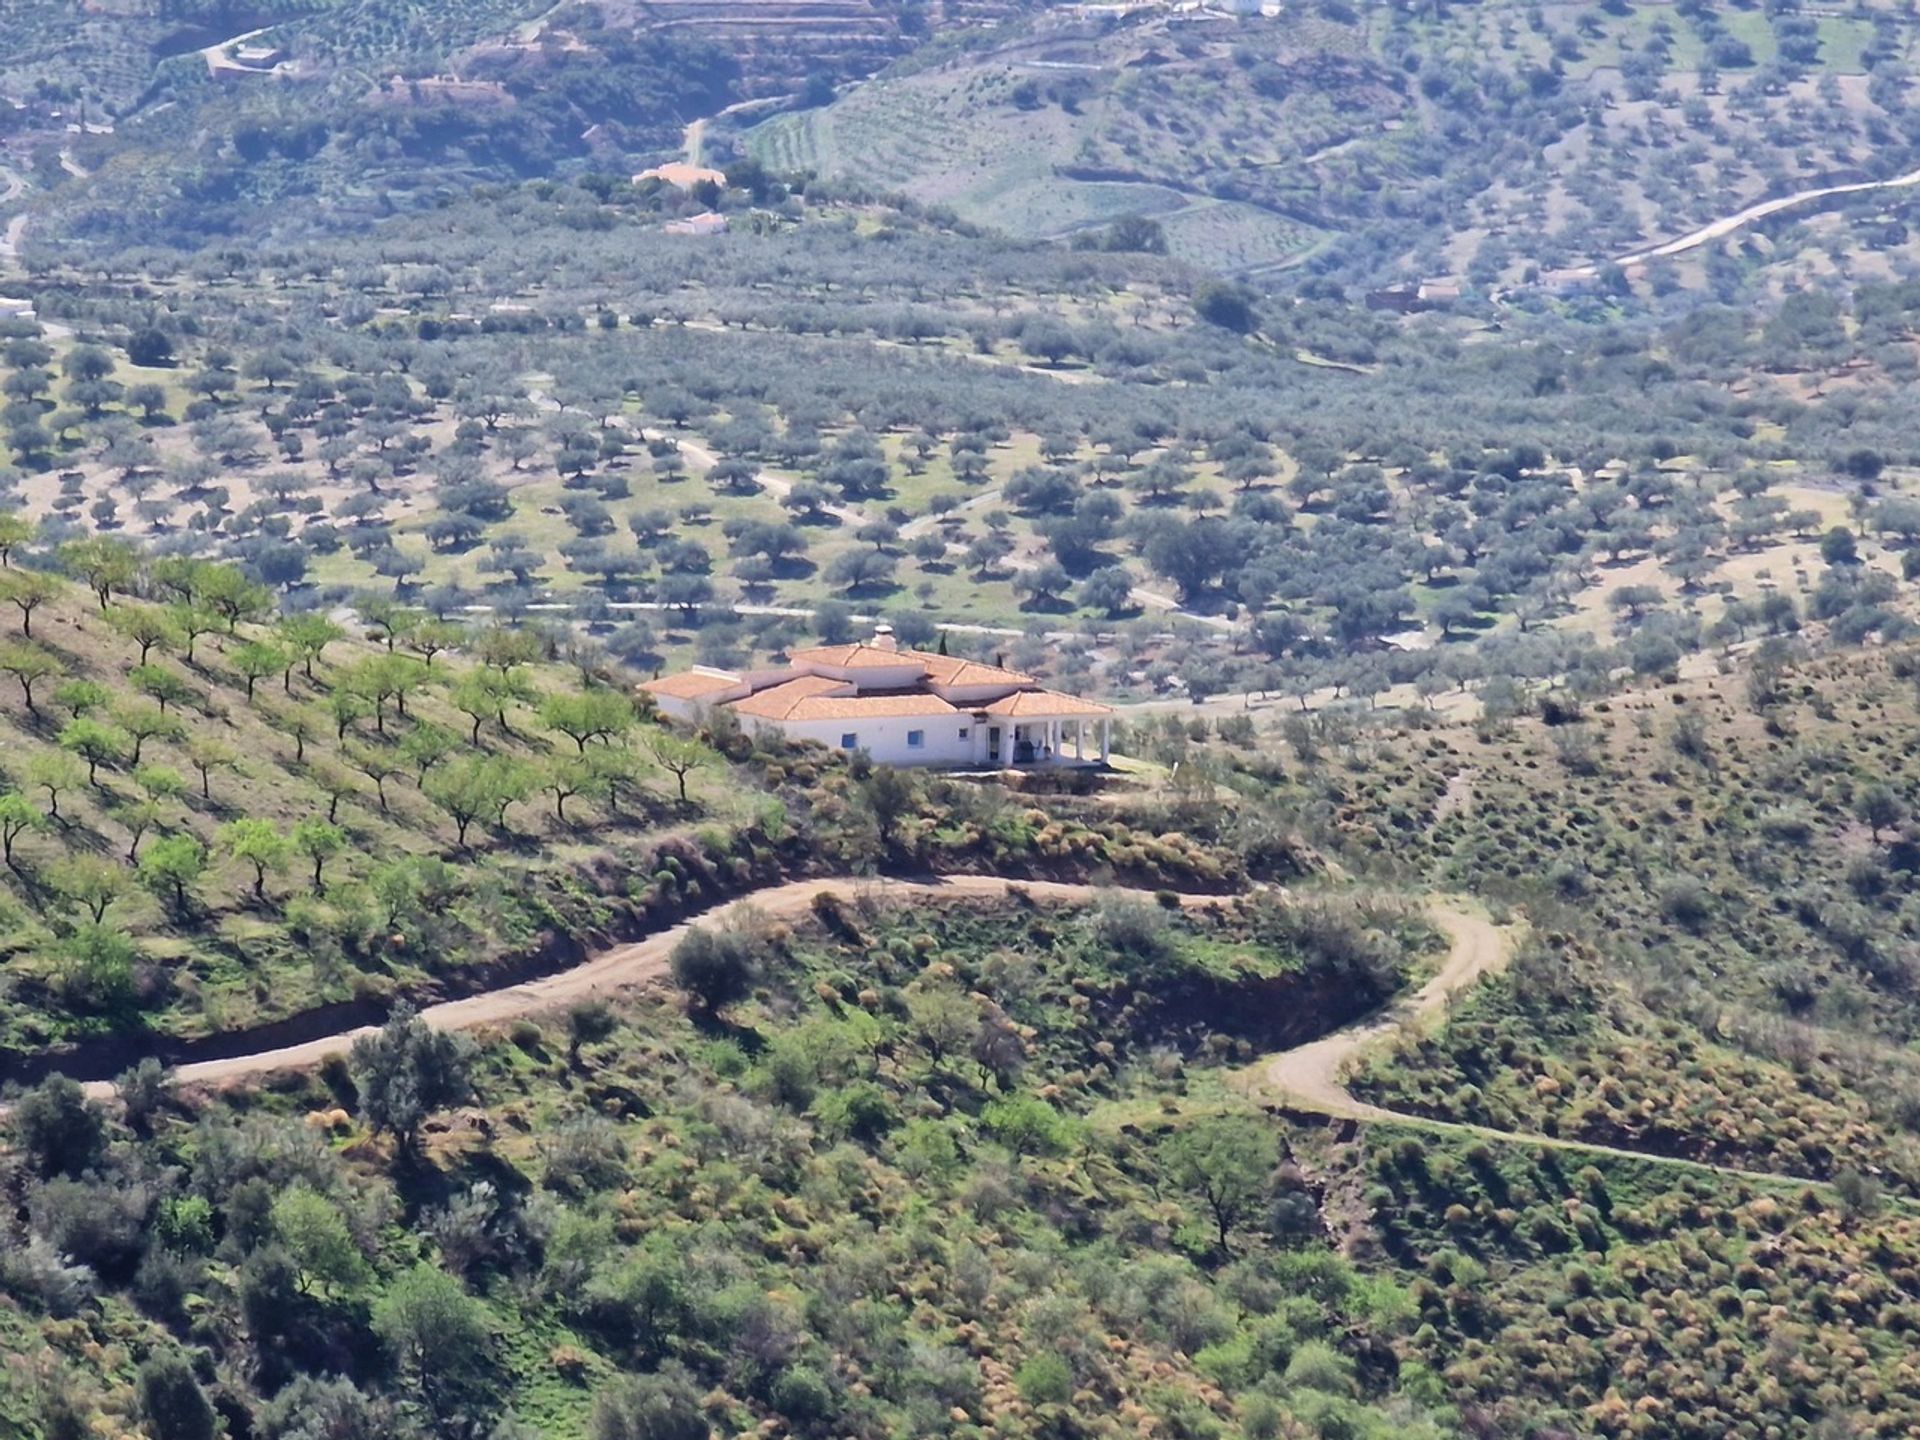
left=980, top=689, right=1112, bottom=718
left=640, top=670, right=739, bottom=700
left=787, top=643, right=1035, bottom=687
left=775, top=693, right=961, bottom=721
left=727, top=674, right=851, bottom=720
left=787, top=643, right=930, bottom=670
left=909, top=649, right=1036, bottom=687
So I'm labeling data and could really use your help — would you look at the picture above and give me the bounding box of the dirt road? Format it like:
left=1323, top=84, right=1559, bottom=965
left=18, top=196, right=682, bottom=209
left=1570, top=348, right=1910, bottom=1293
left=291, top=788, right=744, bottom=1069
left=138, top=876, right=1226, bottom=1096
left=1257, top=901, right=1508, bottom=1117
left=46, top=874, right=1835, bottom=1187
left=1243, top=904, right=1836, bottom=1186
left=1564, top=163, right=1920, bottom=279
left=0, top=214, right=25, bottom=269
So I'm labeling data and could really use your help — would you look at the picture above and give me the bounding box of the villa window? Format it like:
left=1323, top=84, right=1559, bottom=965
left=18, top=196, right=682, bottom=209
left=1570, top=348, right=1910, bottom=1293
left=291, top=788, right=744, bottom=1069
left=907, top=729, right=925, bottom=748
left=840, top=733, right=858, bottom=749
left=958, top=727, right=969, bottom=740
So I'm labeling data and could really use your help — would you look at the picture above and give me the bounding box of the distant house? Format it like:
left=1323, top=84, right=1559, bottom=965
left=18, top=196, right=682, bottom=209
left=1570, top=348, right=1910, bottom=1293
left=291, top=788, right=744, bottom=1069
left=642, top=625, right=1112, bottom=768
left=1367, top=279, right=1463, bottom=313
left=1539, top=268, right=1600, bottom=295
left=664, top=211, right=729, bottom=237
left=1365, top=284, right=1421, bottom=314
left=634, top=162, right=727, bottom=191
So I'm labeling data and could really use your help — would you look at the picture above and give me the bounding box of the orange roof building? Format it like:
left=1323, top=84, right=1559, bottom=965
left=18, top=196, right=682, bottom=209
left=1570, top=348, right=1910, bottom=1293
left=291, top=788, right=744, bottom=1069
left=640, top=625, right=1112, bottom=768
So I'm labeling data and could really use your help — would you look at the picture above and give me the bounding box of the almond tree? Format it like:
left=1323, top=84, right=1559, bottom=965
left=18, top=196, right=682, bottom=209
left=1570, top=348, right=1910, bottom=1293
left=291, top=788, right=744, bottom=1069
left=220, top=817, right=291, bottom=901
left=0, top=640, right=63, bottom=715
left=0, top=570, right=61, bottom=637
left=0, top=791, right=44, bottom=868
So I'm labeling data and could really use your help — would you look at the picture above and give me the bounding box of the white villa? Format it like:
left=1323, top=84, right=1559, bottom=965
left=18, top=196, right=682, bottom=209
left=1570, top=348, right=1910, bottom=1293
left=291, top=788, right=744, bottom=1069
left=641, top=626, right=1113, bottom=768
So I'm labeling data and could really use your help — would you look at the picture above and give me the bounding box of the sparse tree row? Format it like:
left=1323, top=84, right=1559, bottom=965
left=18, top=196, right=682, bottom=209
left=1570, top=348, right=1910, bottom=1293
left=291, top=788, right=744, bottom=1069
left=0, top=525, right=724, bottom=1021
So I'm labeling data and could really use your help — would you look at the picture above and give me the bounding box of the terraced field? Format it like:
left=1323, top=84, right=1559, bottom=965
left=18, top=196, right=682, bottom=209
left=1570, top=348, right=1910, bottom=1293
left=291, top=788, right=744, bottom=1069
left=1157, top=200, right=1323, bottom=273
left=749, top=54, right=1326, bottom=265
left=743, top=0, right=1920, bottom=286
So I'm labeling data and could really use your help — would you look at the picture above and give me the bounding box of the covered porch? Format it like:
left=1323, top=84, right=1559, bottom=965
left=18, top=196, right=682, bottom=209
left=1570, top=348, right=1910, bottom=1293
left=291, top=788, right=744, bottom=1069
left=982, top=714, right=1112, bottom=768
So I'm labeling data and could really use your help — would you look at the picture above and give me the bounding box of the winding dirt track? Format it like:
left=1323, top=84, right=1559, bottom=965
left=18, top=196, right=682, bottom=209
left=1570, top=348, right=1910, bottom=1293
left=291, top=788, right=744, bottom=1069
left=1564, top=163, right=1920, bottom=280
left=51, top=877, right=1849, bottom=1188
left=1257, top=902, right=1508, bottom=1119
left=150, top=877, right=1229, bottom=1095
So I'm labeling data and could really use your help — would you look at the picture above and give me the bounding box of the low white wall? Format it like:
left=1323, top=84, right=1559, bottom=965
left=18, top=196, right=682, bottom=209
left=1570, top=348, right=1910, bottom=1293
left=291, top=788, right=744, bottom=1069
left=731, top=714, right=980, bottom=765
left=783, top=715, right=980, bottom=765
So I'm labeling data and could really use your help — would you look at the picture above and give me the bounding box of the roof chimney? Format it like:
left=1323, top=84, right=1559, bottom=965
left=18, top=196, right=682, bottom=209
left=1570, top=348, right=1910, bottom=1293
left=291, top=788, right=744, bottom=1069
left=871, top=623, right=897, bottom=652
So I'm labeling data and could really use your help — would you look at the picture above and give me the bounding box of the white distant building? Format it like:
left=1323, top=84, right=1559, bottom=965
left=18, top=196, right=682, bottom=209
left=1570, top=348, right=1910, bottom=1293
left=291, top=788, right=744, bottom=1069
left=641, top=625, right=1112, bottom=768
left=0, top=296, right=34, bottom=321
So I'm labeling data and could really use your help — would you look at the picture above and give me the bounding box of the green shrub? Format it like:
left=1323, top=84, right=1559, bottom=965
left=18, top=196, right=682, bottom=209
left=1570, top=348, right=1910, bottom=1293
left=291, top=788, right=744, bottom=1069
left=1281, top=1339, right=1354, bottom=1396
left=768, top=1363, right=835, bottom=1422
left=9, top=1075, right=106, bottom=1178
left=1014, top=1350, right=1072, bottom=1406
left=813, top=1080, right=898, bottom=1143
left=669, top=922, right=766, bottom=1014
left=136, top=1353, right=217, bottom=1440
left=982, top=1094, right=1073, bottom=1156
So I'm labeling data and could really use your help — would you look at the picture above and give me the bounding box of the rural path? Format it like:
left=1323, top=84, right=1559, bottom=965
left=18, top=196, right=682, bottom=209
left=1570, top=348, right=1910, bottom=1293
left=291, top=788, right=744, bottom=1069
left=89, top=877, right=1226, bottom=1097
left=1563, top=162, right=1920, bottom=279
left=899, top=485, right=1002, bottom=538
left=1255, top=902, right=1509, bottom=1118
left=644, top=426, right=867, bottom=529
left=0, top=214, right=26, bottom=271
left=996, top=549, right=1231, bottom=632
left=0, top=164, right=30, bottom=275
left=1242, top=906, right=1834, bottom=1188
left=39, top=876, right=1837, bottom=1190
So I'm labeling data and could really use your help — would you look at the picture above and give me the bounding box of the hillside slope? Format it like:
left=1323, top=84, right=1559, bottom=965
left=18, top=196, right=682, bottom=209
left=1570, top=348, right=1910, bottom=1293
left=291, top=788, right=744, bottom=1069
left=1132, top=632, right=1920, bottom=1434
left=748, top=0, right=1920, bottom=287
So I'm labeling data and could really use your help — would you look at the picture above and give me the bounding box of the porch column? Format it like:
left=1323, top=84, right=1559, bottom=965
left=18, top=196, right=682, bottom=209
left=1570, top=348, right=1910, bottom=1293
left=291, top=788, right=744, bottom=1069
left=1099, top=717, right=1110, bottom=762
left=1075, top=718, right=1085, bottom=759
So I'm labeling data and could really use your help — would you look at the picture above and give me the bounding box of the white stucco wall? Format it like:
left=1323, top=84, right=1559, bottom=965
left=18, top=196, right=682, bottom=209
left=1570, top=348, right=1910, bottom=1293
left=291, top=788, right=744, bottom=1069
left=727, top=710, right=1108, bottom=767
left=768, top=714, right=983, bottom=766
left=648, top=693, right=700, bottom=723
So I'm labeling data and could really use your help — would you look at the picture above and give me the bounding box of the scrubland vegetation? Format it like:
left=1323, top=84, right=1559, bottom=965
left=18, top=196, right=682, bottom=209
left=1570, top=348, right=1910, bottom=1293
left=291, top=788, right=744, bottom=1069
left=1, top=890, right=1449, bottom=1438
left=3, top=1, right=1920, bottom=1438
left=1119, top=623, right=1920, bottom=1436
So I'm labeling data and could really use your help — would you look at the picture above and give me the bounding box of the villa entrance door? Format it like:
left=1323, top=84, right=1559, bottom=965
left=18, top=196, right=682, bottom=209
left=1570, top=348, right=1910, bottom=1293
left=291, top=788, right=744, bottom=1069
left=986, top=726, right=1002, bottom=764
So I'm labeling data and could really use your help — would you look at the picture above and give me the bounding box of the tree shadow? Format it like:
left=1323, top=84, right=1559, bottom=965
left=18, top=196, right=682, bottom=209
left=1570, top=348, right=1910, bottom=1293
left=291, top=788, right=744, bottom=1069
left=1017, top=593, right=1074, bottom=615
left=686, top=1007, right=766, bottom=1055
